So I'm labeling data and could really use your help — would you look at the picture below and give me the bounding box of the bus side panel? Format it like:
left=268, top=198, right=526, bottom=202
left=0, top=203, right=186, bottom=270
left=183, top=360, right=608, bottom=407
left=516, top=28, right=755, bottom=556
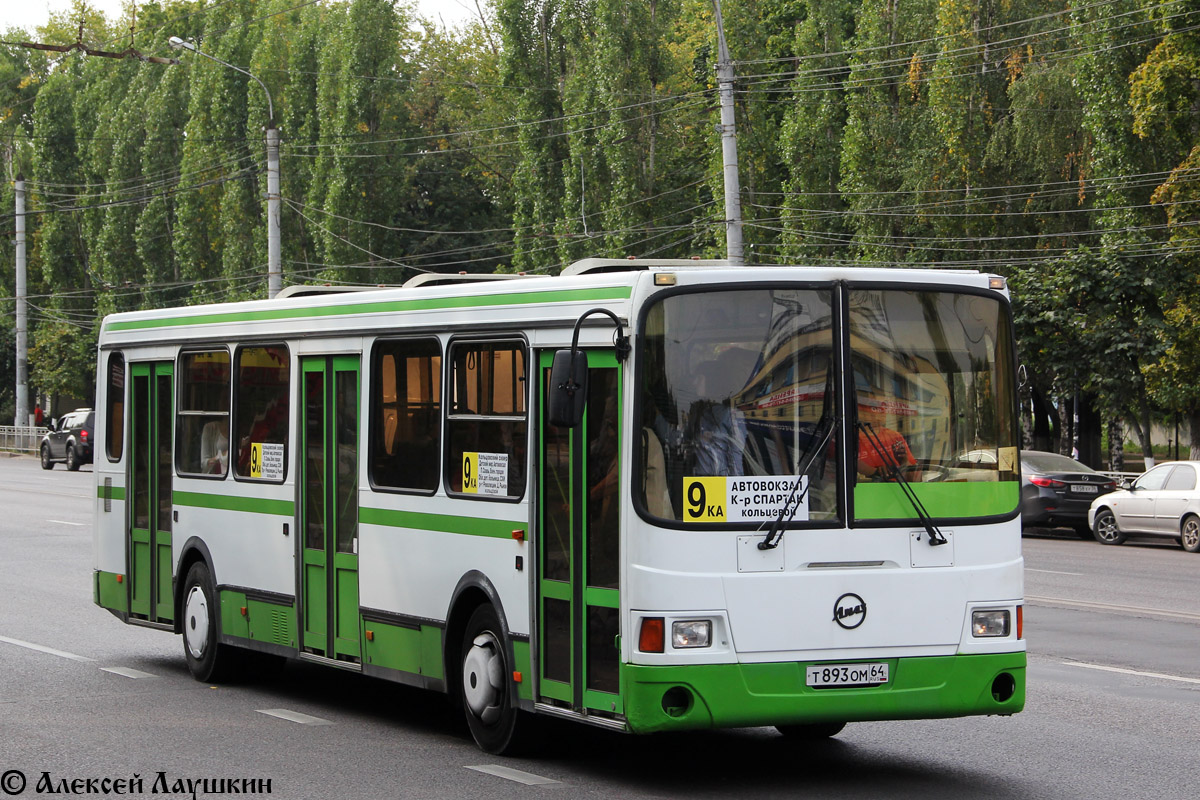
left=171, top=480, right=296, bottom=604
left=358, top=496, right=530, bottom=681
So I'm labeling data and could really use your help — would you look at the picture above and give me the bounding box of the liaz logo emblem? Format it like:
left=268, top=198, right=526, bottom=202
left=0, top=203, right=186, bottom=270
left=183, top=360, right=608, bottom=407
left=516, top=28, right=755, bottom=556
left=833, top=593, right=867, bottom=630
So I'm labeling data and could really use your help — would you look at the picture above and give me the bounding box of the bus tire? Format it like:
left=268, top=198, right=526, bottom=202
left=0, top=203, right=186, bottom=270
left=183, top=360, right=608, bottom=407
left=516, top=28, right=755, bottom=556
left=181, top=560, right=239, bottom=682
left=460, top=603, right=524, bottom=755
left=1092, top=509, right=1125, bottom=545
left=776, top=721, right=846, bottom=739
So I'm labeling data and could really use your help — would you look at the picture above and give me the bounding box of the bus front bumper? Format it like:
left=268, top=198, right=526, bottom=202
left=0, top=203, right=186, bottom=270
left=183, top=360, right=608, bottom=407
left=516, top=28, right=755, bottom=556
left=622, top=652, right=1025, bottom=734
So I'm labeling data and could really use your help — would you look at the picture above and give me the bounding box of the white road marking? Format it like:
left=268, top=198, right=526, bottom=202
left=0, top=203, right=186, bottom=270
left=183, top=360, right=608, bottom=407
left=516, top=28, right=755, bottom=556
left=0, top=635, right=95, bottom=663
left=1025, top=595, right=1200, bottom=622
left=100, top=666, right=157, bottom=679
left=1026, top=568, right=1083, bottom=576
left=1062, top=661, right=1200, bottom=686
left=257, top=708, right=333, bottom=725
left=465, top=765, right=561, bottom=786
left=47, top=519, right=86, bottom=527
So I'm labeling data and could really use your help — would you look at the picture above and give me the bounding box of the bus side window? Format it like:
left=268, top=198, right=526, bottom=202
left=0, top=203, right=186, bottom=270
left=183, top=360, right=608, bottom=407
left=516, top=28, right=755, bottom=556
left=446, top=340, right=527, bottom=498
left=177, top=350, right=231, bottom=477
left=106, top=352, right=125, bottom=462
left=370, top=338, right=442, bottom=492
left=232, top=345, right=290, bottom=481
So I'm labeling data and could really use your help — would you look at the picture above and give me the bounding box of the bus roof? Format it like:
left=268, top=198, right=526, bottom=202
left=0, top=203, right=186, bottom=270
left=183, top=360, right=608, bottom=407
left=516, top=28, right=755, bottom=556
left=98, top=261, right=1001, bottom=347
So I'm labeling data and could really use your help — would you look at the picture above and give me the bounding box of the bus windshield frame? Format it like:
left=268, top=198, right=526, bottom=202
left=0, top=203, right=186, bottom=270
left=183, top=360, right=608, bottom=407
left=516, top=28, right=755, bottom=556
left=634, top=282, right=1020, bottom=528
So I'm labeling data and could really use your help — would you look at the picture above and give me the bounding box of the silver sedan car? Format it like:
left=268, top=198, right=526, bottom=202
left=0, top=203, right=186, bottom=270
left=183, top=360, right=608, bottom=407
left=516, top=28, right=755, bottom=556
left=1088, top=461, right=1200, bottom=552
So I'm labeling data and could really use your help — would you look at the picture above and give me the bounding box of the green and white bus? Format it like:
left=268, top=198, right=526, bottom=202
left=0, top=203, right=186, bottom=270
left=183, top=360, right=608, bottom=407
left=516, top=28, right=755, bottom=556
left=93, top=259, right=1025, bottom=753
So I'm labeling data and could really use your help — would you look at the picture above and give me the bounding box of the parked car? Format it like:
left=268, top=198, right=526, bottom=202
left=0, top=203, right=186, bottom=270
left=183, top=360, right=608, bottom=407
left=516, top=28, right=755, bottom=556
left=1021, top=450, right=1116, bottom=538
left=40, top=408, right=94, bottom=471
left=1088, top=461, right=1200, bottom=552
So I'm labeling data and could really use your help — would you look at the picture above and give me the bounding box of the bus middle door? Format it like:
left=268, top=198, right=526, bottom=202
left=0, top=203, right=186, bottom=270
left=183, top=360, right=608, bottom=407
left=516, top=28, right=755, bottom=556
left=299, top=355, right=361, bottom=662
left=537, top=350, right=622, bottom=715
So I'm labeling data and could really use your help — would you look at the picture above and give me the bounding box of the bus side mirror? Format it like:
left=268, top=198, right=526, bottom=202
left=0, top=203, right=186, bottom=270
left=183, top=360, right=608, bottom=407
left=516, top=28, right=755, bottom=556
left=548, top=349, right=588, bottom=428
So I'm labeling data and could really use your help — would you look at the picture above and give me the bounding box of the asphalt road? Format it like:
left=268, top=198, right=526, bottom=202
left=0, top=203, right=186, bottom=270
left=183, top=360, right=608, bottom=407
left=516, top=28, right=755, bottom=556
left=1, top=455, right=1198, bottom=799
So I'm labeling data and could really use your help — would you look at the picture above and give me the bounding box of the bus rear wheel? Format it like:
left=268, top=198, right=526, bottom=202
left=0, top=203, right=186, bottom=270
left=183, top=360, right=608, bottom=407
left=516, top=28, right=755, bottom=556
left=460, top=604, right=525, bottom=754
left=182, top=561, right=239, bottom=682
left=776, top=721, right=846, bottom=739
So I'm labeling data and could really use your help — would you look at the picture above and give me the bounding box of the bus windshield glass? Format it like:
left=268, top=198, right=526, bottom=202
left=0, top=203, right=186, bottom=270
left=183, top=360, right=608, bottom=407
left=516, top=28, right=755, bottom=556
left=638, top=288, right=839, bottom=524
left=850, top=288, right=1018, bottom=521
left=637, top=285, right=1019, bottom=525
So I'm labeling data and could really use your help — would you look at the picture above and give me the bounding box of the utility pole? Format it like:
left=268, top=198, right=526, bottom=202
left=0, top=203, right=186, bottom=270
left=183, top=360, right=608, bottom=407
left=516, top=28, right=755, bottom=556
left=14, top=175, right=29, bottom=427
left=266, top=125, right=281, bottom=299
left=713, top=0, right=744, bottom=265
left=169, top=37, right=281, bottom=298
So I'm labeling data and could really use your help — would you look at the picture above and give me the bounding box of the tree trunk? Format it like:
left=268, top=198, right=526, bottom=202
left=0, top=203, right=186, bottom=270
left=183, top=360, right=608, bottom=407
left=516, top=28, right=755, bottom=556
left=1077, top=394, right=1103, bottom=469
left=1056, top=395, right=1073, bottom=456
left=1126, top=403, right=1154, bottom=470
left=1031, top=387, right=1053, bottom=450
left=1107, top=417, right=1124, bottom=472
left=1189, top=408, right=1200, bottom=461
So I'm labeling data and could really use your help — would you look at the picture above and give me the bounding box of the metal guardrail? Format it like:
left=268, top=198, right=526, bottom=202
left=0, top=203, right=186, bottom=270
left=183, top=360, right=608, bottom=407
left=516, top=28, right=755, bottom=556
left=0, top=425, right=48, bottom=453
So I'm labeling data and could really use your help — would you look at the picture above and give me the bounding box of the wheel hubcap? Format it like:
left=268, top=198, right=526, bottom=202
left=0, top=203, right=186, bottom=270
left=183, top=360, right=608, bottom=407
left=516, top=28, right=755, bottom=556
left=1184, top=521, right=1199, bottom=550
left=1097, top=516, right=1118, bottom=542
left=462, top=631, right=504, bottom=725
left=184, top=586, right=209, bottom=660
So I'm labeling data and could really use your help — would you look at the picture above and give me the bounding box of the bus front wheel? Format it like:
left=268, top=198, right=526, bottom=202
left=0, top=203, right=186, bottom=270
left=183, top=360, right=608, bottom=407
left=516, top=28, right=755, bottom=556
left=182, top=561, right=238, bottom=682
left=460, top=603, right=525, bottom=754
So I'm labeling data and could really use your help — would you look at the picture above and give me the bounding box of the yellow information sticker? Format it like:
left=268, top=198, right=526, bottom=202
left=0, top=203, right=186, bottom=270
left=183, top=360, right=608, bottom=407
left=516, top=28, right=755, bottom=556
left=683, top=476, right=728, bottom=522
left=462, top=451, right=479, bottom=493
left=250, top=442, right=263, bottom=478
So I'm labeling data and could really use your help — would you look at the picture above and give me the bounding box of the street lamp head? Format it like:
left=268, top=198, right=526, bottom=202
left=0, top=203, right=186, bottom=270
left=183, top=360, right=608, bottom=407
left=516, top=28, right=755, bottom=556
left=168, top=36, right=196, bottom=52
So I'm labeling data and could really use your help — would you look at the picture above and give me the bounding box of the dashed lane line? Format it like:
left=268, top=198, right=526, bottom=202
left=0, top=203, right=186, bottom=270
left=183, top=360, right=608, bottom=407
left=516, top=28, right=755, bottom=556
left=257, top=708, right=333, bottom=725
left=100, top=666, right=157, bottom=679
left=1025, top=595, right=1200, bottom=622
left=0, top=635, right=95, bottom=662
left=1062, top=661, right=1200, bottom=686
left=465, top=765, right=561, bottom=786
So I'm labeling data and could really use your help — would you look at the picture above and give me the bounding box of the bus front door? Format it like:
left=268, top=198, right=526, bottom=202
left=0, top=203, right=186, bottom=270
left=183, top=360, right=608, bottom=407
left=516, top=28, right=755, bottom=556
left=128, top=361, right=174, bottom=623
left=537, top=350, right=622, bottom=715
left=299, top=355, right=361, bottom=661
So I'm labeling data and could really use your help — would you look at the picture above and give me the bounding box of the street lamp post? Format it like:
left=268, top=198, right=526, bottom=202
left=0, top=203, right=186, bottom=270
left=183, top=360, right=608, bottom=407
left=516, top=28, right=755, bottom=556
left=169, top=37, right=281, bottom=299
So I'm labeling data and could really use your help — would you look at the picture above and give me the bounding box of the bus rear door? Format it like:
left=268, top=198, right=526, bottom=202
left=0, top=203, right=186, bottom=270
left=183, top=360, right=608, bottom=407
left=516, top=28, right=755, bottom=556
left=128, top=361, right=174, bottom=624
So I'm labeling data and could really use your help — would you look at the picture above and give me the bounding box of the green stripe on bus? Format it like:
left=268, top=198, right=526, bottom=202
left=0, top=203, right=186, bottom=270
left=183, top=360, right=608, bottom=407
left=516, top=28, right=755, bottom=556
left=173, top=491, right=295, bottom=516
left=359, top=506, right=524, bottom=539
left=97, top=485, right=126, bottom=501
left=105, top=286, right=633, bottom=332
left=854, top=481, right=1019, bottom=520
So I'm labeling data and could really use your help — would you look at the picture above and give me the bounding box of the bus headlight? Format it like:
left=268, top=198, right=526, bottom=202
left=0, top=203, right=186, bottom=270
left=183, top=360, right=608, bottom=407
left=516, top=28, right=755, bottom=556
left=671, top=620, right=712, bottom=648
left=971, top=609, right=1011, bottom=637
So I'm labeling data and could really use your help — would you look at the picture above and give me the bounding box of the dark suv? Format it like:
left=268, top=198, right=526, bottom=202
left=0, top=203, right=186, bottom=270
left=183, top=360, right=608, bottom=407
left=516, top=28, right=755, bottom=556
left=40, top=408, right=95, bottom=471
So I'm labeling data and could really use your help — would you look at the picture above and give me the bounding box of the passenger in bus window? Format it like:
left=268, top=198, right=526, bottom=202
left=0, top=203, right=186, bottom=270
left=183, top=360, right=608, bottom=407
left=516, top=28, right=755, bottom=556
left=856, top=424, right=915, bottom=480
left=687, top=362, right=747, bottom=477
left=200, top=420, right=229, bottom=474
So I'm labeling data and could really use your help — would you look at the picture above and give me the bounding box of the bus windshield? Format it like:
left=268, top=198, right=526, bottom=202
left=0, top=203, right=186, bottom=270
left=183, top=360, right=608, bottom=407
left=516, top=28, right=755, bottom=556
left=637, top=285, right=1019, bottom=525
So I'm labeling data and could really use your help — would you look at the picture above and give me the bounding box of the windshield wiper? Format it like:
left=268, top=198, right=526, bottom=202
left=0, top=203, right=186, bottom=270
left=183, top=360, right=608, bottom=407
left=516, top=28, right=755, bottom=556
left=856, top=421, right=947, bottom=546
left=759, top=362, right=839, bottom=551
left=757, top=413, right=838, bottom=550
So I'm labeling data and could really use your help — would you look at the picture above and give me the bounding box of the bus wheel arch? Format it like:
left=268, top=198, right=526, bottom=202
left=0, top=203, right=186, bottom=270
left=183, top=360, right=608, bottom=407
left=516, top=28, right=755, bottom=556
left=444, top=572, right=526, bottom=754
left=173, top=538, right=217, bottom=633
